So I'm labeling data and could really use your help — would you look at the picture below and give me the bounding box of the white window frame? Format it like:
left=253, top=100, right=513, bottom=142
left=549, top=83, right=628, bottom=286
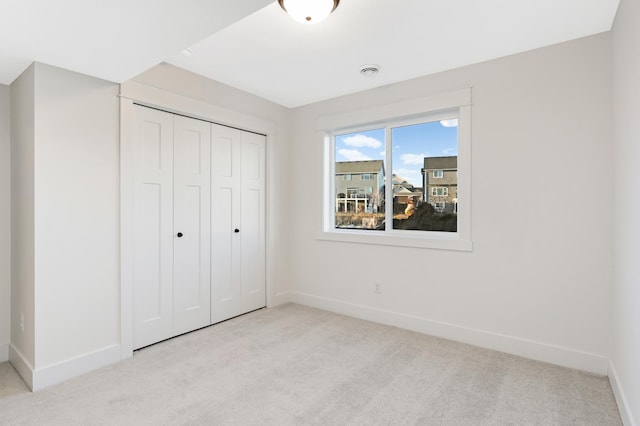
left=434, top=202, right=446, bottom=212
left=318, top=88, right=472, bottom=251
left=433, top=170, right=444, bottom=178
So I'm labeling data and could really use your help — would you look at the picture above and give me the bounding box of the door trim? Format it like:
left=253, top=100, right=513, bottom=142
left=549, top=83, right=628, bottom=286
left=120, top=81, right=277, bottom=360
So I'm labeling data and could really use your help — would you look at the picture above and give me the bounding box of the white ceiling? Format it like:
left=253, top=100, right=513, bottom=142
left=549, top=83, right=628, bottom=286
left=0, top=0, right=273, bottom=85
left=1, top=0, right=620, bottom=108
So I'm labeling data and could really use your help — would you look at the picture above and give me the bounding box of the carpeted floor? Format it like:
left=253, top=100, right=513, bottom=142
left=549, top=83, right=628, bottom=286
left=0, top=303, right=622, bottom=425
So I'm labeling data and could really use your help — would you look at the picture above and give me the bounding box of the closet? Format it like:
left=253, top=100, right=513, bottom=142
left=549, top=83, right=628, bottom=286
left=132, top=105, right=266, bottom=350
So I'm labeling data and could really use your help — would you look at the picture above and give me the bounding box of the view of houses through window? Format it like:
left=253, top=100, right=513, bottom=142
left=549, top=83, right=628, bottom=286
left=334, top=118, right=458, bottom=232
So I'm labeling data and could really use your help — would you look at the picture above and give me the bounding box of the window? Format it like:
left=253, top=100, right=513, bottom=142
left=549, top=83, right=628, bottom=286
left=320, top=88, right=472, bottom=251
left=333, top=118, right=456, bottom=232
left=343, top=174, right=352, bottom=181
left=431, top=187, right=449, bottom=197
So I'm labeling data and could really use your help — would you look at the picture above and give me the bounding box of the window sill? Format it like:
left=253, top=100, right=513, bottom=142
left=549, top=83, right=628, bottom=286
left=317, top=229, right=472, bottom=252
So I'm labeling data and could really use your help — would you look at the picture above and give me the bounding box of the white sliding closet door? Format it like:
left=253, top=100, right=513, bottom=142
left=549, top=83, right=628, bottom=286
left=132, top=106, right=212, bottom=349
left=132, top=106, right=174, bottom=349
left=239, top=131, right=267, bottom=313
left=211, top=124, right=266, bottom=323
left=172, top=115, right=212, bottom=335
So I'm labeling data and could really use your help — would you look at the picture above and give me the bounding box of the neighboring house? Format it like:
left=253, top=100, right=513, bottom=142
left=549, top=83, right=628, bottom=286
left=335, top=160, right=384, bottom=213
left=392, top=174, right=423, bottom=210
left=422, top=156, right=458, bottom=213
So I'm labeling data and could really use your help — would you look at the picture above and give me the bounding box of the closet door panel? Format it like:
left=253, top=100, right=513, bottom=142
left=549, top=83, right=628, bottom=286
left=240, top=133, right=266, bottom=313
left=137, top=183, right=162, bottom=321
left=132, top=106, right=174, bottom=349
left=212, top=188, right=233, bottom=297
left=173, top=116, right=212, bottom=335
left=210, top=124, right=242, bottom=323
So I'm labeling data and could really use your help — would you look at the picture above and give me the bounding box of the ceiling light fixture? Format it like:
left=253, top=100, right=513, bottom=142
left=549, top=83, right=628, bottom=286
left=278, top=0, right=340, bottom=24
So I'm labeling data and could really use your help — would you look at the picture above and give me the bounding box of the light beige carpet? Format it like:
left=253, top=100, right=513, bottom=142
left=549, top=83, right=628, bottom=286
left=0, top=303, right=622, bottom=425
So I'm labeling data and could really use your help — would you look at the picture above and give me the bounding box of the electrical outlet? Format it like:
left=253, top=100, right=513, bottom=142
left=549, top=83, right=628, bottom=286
left=373, top=282, right=382, bottom=294
left=19, top=313, right=24, bottom=333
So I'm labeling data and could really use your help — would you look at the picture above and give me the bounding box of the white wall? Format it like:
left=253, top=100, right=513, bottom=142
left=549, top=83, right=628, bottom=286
left=132, top=64, right=293, bottom=302
left=612, top=0, right=640, bottom=424
left=289, top=33, right=613, bottom=374
left=8, top=63, right=120, bottom=389
left=9, top=64, right=36, bottom=374
left=33, top=63, right=120, bottom=370
left=0, top=84, right=10, bottom=361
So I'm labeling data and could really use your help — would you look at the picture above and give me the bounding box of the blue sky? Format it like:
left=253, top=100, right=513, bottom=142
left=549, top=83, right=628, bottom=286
left=335, top=119, right=458, bottom=186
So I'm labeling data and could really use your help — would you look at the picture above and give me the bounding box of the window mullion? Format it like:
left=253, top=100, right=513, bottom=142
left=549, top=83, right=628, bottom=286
left=385, top=126, right=393, bottom=232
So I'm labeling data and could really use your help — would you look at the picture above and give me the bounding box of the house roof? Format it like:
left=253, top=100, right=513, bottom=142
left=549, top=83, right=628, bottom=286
left=336, top=160, right=384, bottom=174
left=424, top=156, right=458, bottom=170
left=392, top=174, right=413, bottom=187
left=393, top=186, right=414, bottom=196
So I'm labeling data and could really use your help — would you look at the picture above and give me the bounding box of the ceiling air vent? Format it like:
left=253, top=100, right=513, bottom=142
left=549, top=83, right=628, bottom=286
left=360, top=64, right=380, bottom=77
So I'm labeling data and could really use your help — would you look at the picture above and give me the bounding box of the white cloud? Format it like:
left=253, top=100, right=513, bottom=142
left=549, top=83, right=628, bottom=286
left=379, top=151, right=386, bottom=157
left=338, top=149, right=372, bottom=161
left=440, top=119, right=458, bottom=128
left=442, top=148, right=457, bottom=155
left=342, top=134, right=383, bottom=149
left=401, top=153, right=427, bottom=165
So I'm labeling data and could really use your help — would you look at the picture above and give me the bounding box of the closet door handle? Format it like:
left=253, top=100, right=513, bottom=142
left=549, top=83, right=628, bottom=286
left=177, top=232, right=183, bottom=238
left=234, top=229, right=240, bottom=233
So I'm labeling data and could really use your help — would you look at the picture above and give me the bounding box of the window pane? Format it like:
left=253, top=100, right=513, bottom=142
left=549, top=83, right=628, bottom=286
left=391, top=119, right=458, bottom=232
left=335, top=129, right=385, bottom=230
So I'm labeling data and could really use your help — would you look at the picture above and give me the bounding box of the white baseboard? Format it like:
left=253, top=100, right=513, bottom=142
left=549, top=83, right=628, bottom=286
left=9, top=344, right=34, bottom=390
left=0, top=342, right=8, bottom=362
left=32, top=344, right=121, bottom=391
left=10, top=343, right=121, bottom=391
left=609, top=361, right=638, bottom=426
left=290, top=292, right=609, bottom=375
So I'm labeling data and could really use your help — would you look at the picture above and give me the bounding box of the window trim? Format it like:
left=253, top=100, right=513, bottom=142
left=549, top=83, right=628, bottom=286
left=433, top=170, right=444, bottom=178
left=318, top=88, right=472, bottom=252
